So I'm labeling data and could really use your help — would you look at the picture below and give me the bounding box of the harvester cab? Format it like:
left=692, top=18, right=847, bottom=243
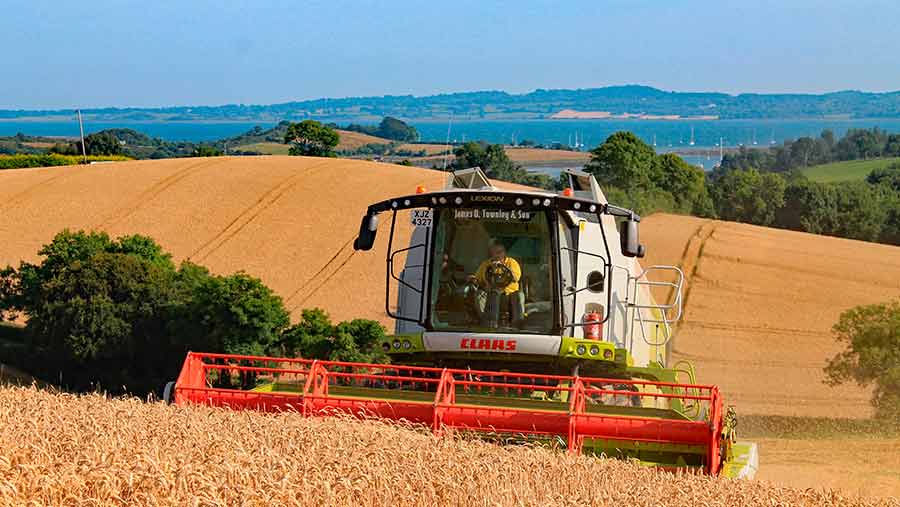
left=169, top=167, right=758, bottom=480
left=353, top=168, right=682, bottom=379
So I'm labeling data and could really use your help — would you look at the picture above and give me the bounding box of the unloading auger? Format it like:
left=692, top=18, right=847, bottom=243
left=168, top=168, right=758, bottom=478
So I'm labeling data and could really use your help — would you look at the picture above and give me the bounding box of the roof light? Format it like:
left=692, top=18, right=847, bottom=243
left=576, top=344, right=587, bottom=356
left=391, top=201, right=398, bottom=208
left=403, top=199, right=410, bottom=206
left=439, top=197, right=447, bottom=204
left=532, top=198, right=540, bottom=206
left=589, top=345, right=600, bottom=356
left=431, top=197, right=438, bottom=204
left=515, top=198, right=524, bottom=206
left=589, top=204, right=596, bottom=212
left=562, top=188, right=574, bottom=197
left=416, top=185, right=427, bottom=194
left=402, top=340, right=412, bottom=350
left=573, top=202, right=581, bottom=210
left=542, top=198, right=551, bottom=207
left=454, top=196, right=463, bottom=205
left=603, top=349, right=614, bottom=359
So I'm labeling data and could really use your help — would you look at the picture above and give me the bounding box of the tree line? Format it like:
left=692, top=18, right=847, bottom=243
left=449, top=129, right=900, bottom=247
left=337, top=116, right=419, bottom=142
left=721, top=128, right=900, bottom=173
left=0, top=232, right=387, bottom=395
left=575, top=130, right=900, bottom=247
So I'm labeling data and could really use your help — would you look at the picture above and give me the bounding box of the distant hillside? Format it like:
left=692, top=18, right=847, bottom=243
left=4, top=86, right=900, bottom=122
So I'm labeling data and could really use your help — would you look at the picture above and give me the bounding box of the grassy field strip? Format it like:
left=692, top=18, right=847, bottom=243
left=801, top=157, right=900, bottom=183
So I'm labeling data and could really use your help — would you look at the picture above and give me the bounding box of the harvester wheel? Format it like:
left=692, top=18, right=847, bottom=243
left=162, top=381, right=176, bottom=405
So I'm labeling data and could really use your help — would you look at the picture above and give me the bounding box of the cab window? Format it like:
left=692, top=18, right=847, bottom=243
left=429, top=208, right=555, bottom=334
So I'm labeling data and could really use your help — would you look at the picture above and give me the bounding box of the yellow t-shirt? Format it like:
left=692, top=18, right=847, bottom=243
left=476, top=257, right=521, bottom=295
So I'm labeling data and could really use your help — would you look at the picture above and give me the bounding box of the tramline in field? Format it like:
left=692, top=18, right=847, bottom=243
left=168, top=167, right=758, bottom=478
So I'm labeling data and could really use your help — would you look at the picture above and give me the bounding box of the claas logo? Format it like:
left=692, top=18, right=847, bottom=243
left=459, top=338, right=517, bottom=351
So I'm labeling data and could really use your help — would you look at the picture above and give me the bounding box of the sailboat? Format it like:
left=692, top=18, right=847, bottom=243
left=752, top=128, right=758, bottom=146
left=689, top=126, right=695, bottom=146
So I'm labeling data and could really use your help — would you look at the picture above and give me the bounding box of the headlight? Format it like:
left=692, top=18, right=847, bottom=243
left=402, top=340, right=412, bottom=350
left=576, top=344, right=587, bottom=356
left=589, top=345, right=600, bottom=356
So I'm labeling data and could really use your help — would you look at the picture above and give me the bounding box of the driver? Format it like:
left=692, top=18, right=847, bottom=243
left=468, top=239, right=523, bottom=328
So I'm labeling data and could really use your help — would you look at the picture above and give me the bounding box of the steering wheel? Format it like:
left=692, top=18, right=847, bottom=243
left=483, top=260, right=515, bottom=290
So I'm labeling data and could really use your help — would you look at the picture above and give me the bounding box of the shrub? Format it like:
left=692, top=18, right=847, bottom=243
left=825, top=300, right=900, bottom=419
left=0, top=154, right=130, bottom=169
left=281, top=308, right=388, bottom=363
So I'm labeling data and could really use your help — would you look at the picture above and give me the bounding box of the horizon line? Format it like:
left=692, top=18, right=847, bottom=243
left=3, top=84, right=900, bottom=114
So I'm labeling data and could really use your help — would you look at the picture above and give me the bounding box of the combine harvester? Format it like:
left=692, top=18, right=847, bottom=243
left=168, top=168, right=758, bottom=478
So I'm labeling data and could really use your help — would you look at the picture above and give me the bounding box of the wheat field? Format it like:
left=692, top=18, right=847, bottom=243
left=1, top=386, right=896, bottom=507
left=2, top=157, right=900, bottom=497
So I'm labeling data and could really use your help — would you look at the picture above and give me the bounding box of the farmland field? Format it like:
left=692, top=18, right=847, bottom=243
left=801, top=157, right=900, bottom=182
left=236, top=130, right=395, bottom=155
left=504, top=147, right=591, bottom=163
left=0, top=157, right=899, bottom=498
left=1, top=386, right=897, bottom=507
left=234, top=141, right=291, bottom=155
left=334, top=129, right=393, bottom=149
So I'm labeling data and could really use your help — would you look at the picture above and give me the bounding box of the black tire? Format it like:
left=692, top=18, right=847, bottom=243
left=162, top=381, right=176, bottom=405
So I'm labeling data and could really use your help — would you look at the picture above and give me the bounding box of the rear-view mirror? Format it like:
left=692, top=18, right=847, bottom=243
left=620, top=219, right=646, bottom=258
left=353, top=214, right=379, bottom=251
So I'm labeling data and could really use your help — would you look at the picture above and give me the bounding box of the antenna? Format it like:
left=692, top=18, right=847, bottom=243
left=77, top=109, right=87, bottom=164
left=441, top=114, right=453, bottom=171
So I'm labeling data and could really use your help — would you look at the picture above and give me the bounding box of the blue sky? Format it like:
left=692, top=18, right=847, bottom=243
left=3, top=0, right=899, bottom=109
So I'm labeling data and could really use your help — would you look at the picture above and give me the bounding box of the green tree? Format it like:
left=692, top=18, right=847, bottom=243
left=284, top=120, right=339, bottom=157
left=788, top=137, right=817, bottom=167
left=825, top=300, right=900, bottom=419
left=375, top=117, right=418, bottom=141
left=867, top=163, right=900, bottom=193
left=885, top=134, right=900, bottom=157
left=451, top=141, right=545, bottom=187
left=173, top=271, right=291, bottom=357
left=836, top=129, right=884, bottom=160
left=192, top=145, right=223, bottom=157
left=281, top=308, right=388, bottom=363
left=655, top=153, right=714, bottom=216
left=585, top=132, right=659, bottom=191
left=83, top=131, right=124, bottom=156
left=881, top=198, right=900, bottom=246
left=829, top=181, right=888, bottom=242
left=0, top=232, right=181, bottom=392
left=710, top=168, right=787, bottom=225
left=777, top=179, right=837, bottom=234
left=0, top=231, right=293, bottom=394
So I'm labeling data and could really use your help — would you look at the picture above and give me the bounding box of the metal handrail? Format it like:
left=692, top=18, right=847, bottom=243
left=625, top=265, right=685, bottom=352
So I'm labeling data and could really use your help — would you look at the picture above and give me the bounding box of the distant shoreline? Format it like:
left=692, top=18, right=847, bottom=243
left=550, top=109, right=719, bottom=121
